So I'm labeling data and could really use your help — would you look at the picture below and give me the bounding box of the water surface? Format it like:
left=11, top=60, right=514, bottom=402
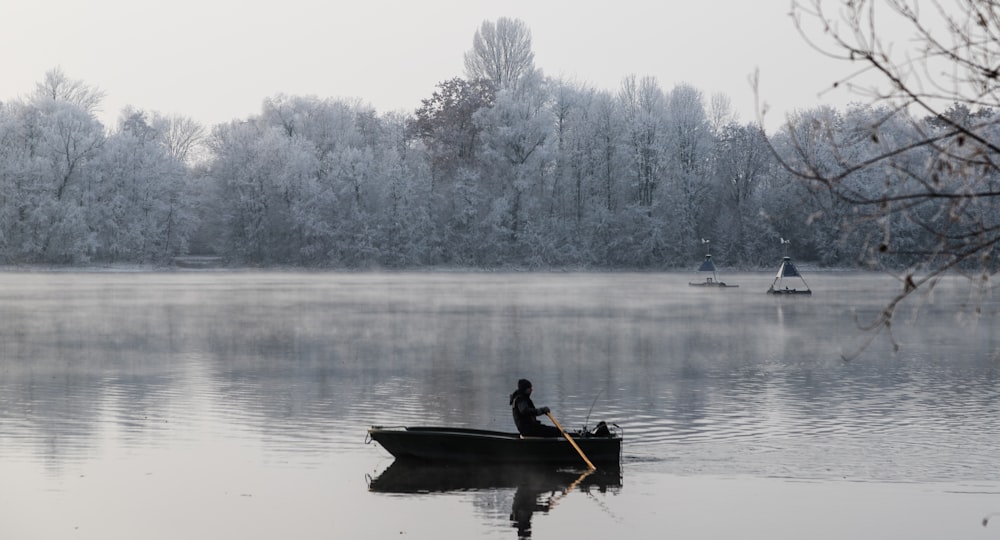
left=1, top=271, right=997, bottom=539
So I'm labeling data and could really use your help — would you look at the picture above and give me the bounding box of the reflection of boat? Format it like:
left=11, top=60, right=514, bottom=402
left=367, top=425, right=622, bottom=466
left=367, top=460, right=622, bottom=494
left=767, top=256, right=812, bottom=295
left=368, top=461, right=622, bottom=539
left=689, top=240, right=738, bottom=287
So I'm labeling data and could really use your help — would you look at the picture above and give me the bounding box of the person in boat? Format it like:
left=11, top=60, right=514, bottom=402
left=509, top=379, right=562, bottom=437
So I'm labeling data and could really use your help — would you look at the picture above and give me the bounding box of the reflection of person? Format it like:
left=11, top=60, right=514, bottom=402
left=510, top=483, right=551, bottom=538
left=509, top=379, right=561, bottom=437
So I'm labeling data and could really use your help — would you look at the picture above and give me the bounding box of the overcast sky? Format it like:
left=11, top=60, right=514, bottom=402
left=0, top=0, right=866, bottom=131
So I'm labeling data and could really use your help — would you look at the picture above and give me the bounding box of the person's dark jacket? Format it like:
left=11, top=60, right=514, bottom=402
left=509, top=389, right=560, bottom=437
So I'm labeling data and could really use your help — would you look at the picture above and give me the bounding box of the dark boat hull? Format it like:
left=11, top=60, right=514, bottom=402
left=367, top=426, right=622, bottom=466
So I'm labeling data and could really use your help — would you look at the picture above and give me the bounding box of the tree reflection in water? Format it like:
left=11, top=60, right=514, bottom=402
left=367, top=461, right=621, bottom=538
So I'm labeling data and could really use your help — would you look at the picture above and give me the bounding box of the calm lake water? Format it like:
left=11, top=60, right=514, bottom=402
left=1, top=270, right=998, bottom=539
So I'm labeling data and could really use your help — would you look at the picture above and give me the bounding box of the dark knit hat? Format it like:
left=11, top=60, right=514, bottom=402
left=517, top=378, right=532, bottom=391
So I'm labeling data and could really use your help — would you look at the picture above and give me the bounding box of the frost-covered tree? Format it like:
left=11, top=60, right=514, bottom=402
left=707, top=93, right=738, bottom=136
left=613, top=76, right=673, bottom=265
left=20, top=98, right=105, bottom=262
left=547, top=80, right=598, bottom=221
left=205, top=95, right=439, bottom=267
left=155, top=114, right=205, bottom=165
left=0, top=103, right=46, bottom=261
left=713, top=121, right=774, bottom=265
left=91, top=110, right=195, bottom=262
left=464, top=17, right=536, bottom=92
left=474, top=71, right=554, bottom=261
left=369, top=111, right=433, bottom=266
left=33, top=68, right=105, bottom=116
left=0, top=72, right=201, bottom=264
left=662, top=83, right=715, bottom=258
left=208, top=120, right=319, bottom=263
left=767, top=106, right=846, bottom=263
left=619, top=75, right=665, bottom=208
left=589, top=90, right=626, bottom=215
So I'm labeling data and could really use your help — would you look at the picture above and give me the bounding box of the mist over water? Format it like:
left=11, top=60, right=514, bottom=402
left=1, top=271, right=997, bottom=539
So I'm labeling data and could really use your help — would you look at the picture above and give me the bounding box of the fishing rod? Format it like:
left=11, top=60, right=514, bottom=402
left=583, top=389, right=604, bottom=431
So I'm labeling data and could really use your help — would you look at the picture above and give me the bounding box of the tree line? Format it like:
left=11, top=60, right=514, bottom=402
left=0, top=15, right=996, bottom=277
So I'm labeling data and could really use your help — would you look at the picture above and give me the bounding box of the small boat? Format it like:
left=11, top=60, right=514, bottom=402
left=767, top=256, right=812, bottom=295
left=366, top=425, right=622, bottom=466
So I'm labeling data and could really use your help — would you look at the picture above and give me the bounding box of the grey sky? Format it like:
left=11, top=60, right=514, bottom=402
left=1, top=0, right=862, bottom=130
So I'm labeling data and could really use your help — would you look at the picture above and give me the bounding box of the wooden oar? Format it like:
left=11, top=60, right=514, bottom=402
left=546, top=412, right=596, bottom=471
